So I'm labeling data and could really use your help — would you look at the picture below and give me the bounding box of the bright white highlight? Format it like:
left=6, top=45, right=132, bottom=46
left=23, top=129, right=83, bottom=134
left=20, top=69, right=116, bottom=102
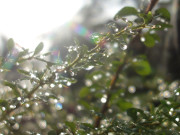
left=0, top=0, right=83, bottom=51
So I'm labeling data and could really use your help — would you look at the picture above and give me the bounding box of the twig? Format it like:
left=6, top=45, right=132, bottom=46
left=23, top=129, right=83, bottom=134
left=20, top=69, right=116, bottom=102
left=94, top=57, right=127, bottom=127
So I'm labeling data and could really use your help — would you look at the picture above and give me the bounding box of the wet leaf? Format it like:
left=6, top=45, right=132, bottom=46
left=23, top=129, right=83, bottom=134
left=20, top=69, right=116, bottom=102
left=114, top=7, right=138, bottom=20
left=117, top=99, right=133, bottom=111
left=0, top=100, right=8, bottom=107
left=127, top=108, right=146, bottom=121
left=7, top=38, right=15, bottom=51
left=17, top=69, right=30, bottom=76
left=155, top=8, right=170, bottom=21
left=139, top=11, right=153, bottom=24
left=48, top=130, right=57, bottom=135
left=133, top=59, right=151, bottom=76
left=143, top=33, right=155, bottom=47
left=33, top=42, right=44, bottom=55
left=3, top=81, right=21, bottom=96
left=79, top=87, right=90, bottom=98
left=65, top=121, right=76, bottom=133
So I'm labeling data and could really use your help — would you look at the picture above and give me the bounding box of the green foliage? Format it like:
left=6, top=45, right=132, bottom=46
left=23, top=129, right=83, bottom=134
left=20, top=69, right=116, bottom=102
left=155, top=8, right=171, bottom=21
left=0, top=2, right=179, bottom=135
left=114, top=7, right=138, bottom=20
left=7, top=38, right=15, bottom=51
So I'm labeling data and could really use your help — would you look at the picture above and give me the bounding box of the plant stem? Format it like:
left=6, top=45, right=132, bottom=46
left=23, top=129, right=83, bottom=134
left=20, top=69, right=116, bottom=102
left=94, top=57, right=127, bottom=127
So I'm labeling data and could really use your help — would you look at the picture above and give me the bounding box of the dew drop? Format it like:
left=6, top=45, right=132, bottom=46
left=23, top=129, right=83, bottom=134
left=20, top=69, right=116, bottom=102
left=17, top=97, right=21, bottom=101
left=40, top=55, right=44, bottom=59
left=90, top=88, right=95, bottom=92
left=50, top=84, right=55, bottom=88
left=93, top=75, right=98, bottom=81
left=67, top=82, right=71, bottom=86
left=106, top=72, right=110, bottom=77
left=2, top=107, right=6, bottom=111
left=55, top=103, right=63, bottom=110
left=101, top=95, right=107, bottom=103
left=10, top=116, right=15, bottom=120
left=175, top=117, right=179, bottom=122
left=128, top=86, right=136, bottom=93
left=25, top=104, right=30, bottom=108
left=10, top=105, right=16, bottom=109
left=38, top=120, right=47, bottom=129
left=68, top=48, right=72, bottom=52
left=77, top=105, right=82, bottom=111
left=64, top=70, right=67, bottom=73
left=45, top=92, right=50, bottom=96
left=163, top=91, right=171, bottom=98
left=70, top=71, right=75, bottom=76
left=140, top=37, right=146, bottom=42
left=86, top=65, right=94, bottom=70
left=121, top=44, right=127, bottom=50
left=113, top=42, right=118, bottom=48
left=91, top=33, right=102, bottom=44
left=12, top=123, right=19, bottom=130
left=59, top=96, right=65, bottom=103
left=58, top=84, right=63, bottom=88
left=114, top=28, right=119, bottom=32
left=164, top=28, right=168, bottom=31
left=73, top=47, right=77, bottom=51
left=85, top=79, right=92, bottom=87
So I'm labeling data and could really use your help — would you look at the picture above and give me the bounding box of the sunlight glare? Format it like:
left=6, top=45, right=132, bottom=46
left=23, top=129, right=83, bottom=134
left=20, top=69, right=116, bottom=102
left=0, top=0, right=83, bottom=51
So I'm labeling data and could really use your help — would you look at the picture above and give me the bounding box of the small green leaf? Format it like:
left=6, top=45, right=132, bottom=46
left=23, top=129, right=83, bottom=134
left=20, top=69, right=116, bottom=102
left=154, top=23, right=172, bottom=30
left=18, top=49, right=29, bottom=58
left=150, top=33, right=160, bottom=42
left=81, top=123, right=94, bottom=129
left=78, top=100, right=92, bottom=110
left=143, top=33, right=155, bottom=47
left=65, top=121, right=76, bottom=133
left=127, top=108, right=147, bottom=121
left=90, top=33, right=103, bottom=44
left=155, top=8, right=170, bottom=21
left=0, top=100, right=8, bottom=107
left=17, top=69, right=30, bottom=76
left=33, top=42, right=44, bottom=55
left=114, top=7, right=138, bottom=20
left=79, top=87, right=90, bottom=98
left=48, top=130, right=57, bottom=135
left=117, top=99, right=133, bottom=111
left=7, top=38, right=15, bottom=51
left=133, top=59, right=151, bottom=76
left=139, top=12, right=153, bottom=24
left=3, top=81, right=21, bottom=96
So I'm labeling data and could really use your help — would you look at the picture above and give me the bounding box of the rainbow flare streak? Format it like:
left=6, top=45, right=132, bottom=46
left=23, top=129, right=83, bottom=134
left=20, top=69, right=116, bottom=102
left=67, top=22, right=93, bottom=40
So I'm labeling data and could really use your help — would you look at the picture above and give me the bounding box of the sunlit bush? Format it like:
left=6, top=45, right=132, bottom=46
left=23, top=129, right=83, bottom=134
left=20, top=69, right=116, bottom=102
left=0, top=1, right=179, bottom=135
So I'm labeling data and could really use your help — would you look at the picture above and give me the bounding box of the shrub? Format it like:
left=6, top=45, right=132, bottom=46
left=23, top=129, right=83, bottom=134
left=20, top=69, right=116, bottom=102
left=0, top=0, right=179, bottom=135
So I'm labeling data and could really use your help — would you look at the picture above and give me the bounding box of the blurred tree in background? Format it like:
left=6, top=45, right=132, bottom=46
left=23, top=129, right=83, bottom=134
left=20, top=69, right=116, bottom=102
left=0, top=0, right=179, bottom=134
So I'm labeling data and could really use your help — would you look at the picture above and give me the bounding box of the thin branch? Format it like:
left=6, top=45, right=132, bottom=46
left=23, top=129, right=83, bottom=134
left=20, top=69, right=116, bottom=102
left=145, top=0, right=159, bottom=14
left=94, top=57, right=127, bottom=127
